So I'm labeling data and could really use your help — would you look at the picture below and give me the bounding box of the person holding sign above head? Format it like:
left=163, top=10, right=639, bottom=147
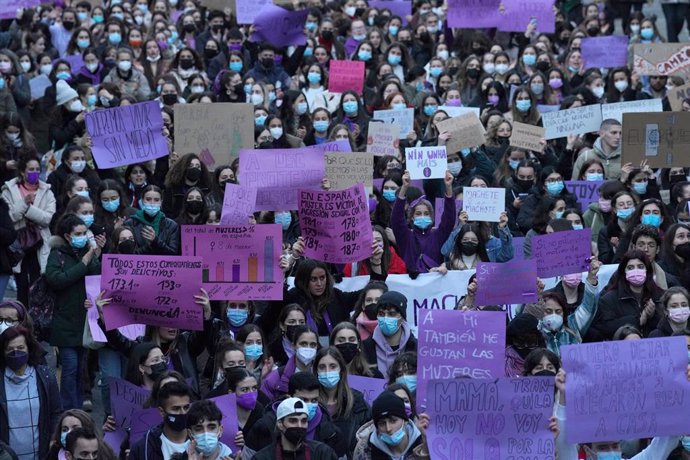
left=343, top=225, right=407, bottom=278
left=621, top=161, right=662, bottom=203
left=124, top=185, right=180, bottom=256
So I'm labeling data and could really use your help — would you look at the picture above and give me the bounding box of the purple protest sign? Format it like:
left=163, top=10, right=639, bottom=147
left=220, top=184, right=257, bottom=226
left=369, top=1, right=410, bottom=24
left=512, top=237, right=525, bottom=261
left=426, top=377, right=555, bottom=459
left=498, top=0, right=555, bottom=34
left=532, top=229, right=592, bottom=278
left=87, top=275, right=145, bottom=341
left=0, top=0, right=39, bottom=19
left=581, top=36, right=629, bottom=69
left=250, top=3, right=308, bottom=47
left=106, top=377, right=150, bottom=450
left=236, top=0, right=270, bottom=24
left=475, top=260, right=538, bottom=305
left=101, top=255, right=203, bottom=330
left=565, top=180, right=602, bottom=211
left=129, top=408, right=161, bottom=445
left=328, top=60, right=365, bottom=94
left=181, top=225, right=283, bottom=301
left=85, top=101, right=168, bottom=169
left=447, top=0, right=501, bottom=28
left=306, top=140, right=352, bottom=152
left=417, top=310, right=507, bottom=411
left=347, top=375, right=387, bottom=407
left=240, top=147, right=325, bottom=211
left=298, top=183, right=374, bottom=264
left=434, top=198, right=461, bottom=228
left=56, top=54, right=84, bottom=73
left=562, top=337, right=690, bottom=444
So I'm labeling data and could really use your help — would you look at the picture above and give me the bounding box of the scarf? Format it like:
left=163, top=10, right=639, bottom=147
left=131, top=208, right=165, bottom=234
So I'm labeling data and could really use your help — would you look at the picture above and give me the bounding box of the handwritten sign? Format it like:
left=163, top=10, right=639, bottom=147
left=373, top=108, right=414, bottom=140
left=86, top=276, right=144, bottom=342
left=601, top=99, right=663, bottom=123
left=447, top=0, right=501, bottom=28
left=175, top=103, right=253, bottom=168
left=347, top=375, right=386, bottom=407
left=315, top=140, right=352, bottom=152
left=405, top=146, right=447, bottom=180
left=435, top=112, right=486, bottom=153
left=85, top=101, right=167, bottom=169
left=537, top=104, right=560, bottom=114
left=426, top=377, right=555, bottom=459
left=236, top=0, right=271, bottom=24
left=497, top=0, right=556, bottom=34
left=367, top=122, right=400, bottom=157
left=434, top=198, right=462, bottom=228
left=240, top=147, right=325, bottom=211
left=510, top=122, right=544, bottom=152
left=562, top=337, right=690, bottom=443
left=298, top=183, right=373, bottom=264
left=437, top=106, right=481, bottom=118
left=325, top=152, right=373, bottom=191
left=328, top=60, right=365, bottom=94
left=565, top=180, right=603, bottom=210
left=250, top=3, right=308, bottom=47
left=581, top=36, right=629, bottom=69
left=621, top=112, right=690, bottom=167
left=417, top=310, right=507, bottom=411
left=220, top=184, right=257, bottom=226
left=532, top=228, right=592, bottom=277
left=0, top=0, right=39, bottom=18
left=106, top=377, right=150, bottom=450
left=181, top=225, right=282, bottom=301
left=668, top=83, right=690, bottom=111
left=462, top=187, right=505, bottom=222
left=633, top=43, right=690, bottom=78
left=101, top=255, right=203, bottom=330
left=542, top=104, right=602, bottom=140
left=475, top=259, right=538, bottom=305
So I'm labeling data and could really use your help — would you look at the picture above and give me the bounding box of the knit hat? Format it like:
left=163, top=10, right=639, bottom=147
left=376, top=291, right=408, bottom=320
left=372, top=391, right=408, bottom=424
left=56, top=80, right=78, bottom=106
left=276, top=397, right=309, bottom=421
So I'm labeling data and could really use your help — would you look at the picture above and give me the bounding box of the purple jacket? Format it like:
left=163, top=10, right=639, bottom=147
left=260, top=355, right=297, bottom=401
left=391, top=195, right=456, bottom=272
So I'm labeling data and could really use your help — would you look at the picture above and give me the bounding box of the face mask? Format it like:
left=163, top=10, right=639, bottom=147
left=161, top=93, right=178, bottom=106
left=572, top=223, right=584, bottom=230
left=148, top=361, right=167, bottom=380
left=251, top=93, right=264, bottom=105
left=40, top=64, right=53, bottom=76
left=392, top=102, right=406, bottom=110
left=56, top=71, right=71, bottom=81
left=562, top=273, right=582, bottom=288
left=681, top=436, right=690, bottom=452
left=191, top=85, right=204, bottom=94
left=378, top=316, right=401, bottom=336
left=75, top=190, right=89, bottom=199
left=669, top=306, right=690, bottom=324
left=25, top=171, right=39, bottom=185
left=448, top=162, right=463, bottom=176
left=541, top=313, right=563, bottom=332
left=118, top=239, right=136, bottom=254
left=598, top=198, right=612, bottom=212
left=629, top=24, right=641, bottom=34
left=112, top=12, right=125, bottom=21
left=380, top=426, right=406, bottom=446
left=640, top=213, right=661, bottom=228
left=283, top=427, right=307, bottom=445
left=395, top=375, right=417, bottom=392
left=446, top=97, right=461, bottom=107
left=313, top=120, right=329, bottom=133
left=307, top=72, right=321, bottom=84
left=413, top=216, right=432, bottom=229
left=388, top=26, right=399, bottom=36
left=596, top=452, right=623, bottom=460
left=613, top=80, right=629, bottom=92
left=353, top=33, right=366, bottom=41
left=516, top=100, right=531, bottom=112
left=186, top=167, right=202, bottom=182
left=546, top=181, right=564, bottom=196
left=61, top=431, right=69, bottom=448
left=592, top=86, right=605, bottom=99
left=488, top=94, right=499, bottom=106
left=245, top=344, right=263, bottom=361
left=306, top=402, right=318, bottom=421
left=335, top=342, right=358, bottom=364
left=318, top=371, right=340, bottom=389
left=142, top=203, right=161, bottom=216
left=429, top=67, right=443, bottom=78
left=495, top=63, right=509, bottom=75
left=109, top=32, right=122, bottom=45
left=70, top=160, right=86, bottom=173
left=421, top=104, right=438, bottom=118
left=71, top=235, right=88, bottom=249
left=92, top=14, right=104, bottom=23
left=531, top=83, right=544, bottom=95
left=522, top=54, right=536, bottom=66
left=387, top=55, right=401, bottom=66
left=548, top=77, right=563, bottom=89
left=586, top=172, right=604, bottom=181
left=224, top=307, right=248, bottom=327
left=179, top=58, right=194, bottom=70
left=482, top=63, right=495, bottom=74
left=357, top=50, right=372, bottom=61
left=616, top=207, right=633, bottom=219
left=186, top=200, right=204, bottom=214
left=296, top=102, right=308, bottom=115
left=296, top=346, right=316, bottom=365
left=534, top=61, right=550, bottom=73
left=632, top=182, right=647, bottom=195
left=460, top=241, right=478, bottom=256
left=255, top=115, right=267, bottom=127
left=625, top=268, right=646, bottom=286
left=343, top=100, right=358, bottom=114
left=382, top=189, right=397, bottom=202
left=18, top=61, right=30, bottom=74
left=68, top=100, right=85, bottom=113
left=81, top=214, right=94, bottom=228
left=640, top=28, right=654, bottom=40
left=236, top=391, right=258, bottom=410
left=6, top=350, right=28, bottom=371
left=269, top=127, right=283, bottom=139
left=77, top=39, right=90, bottom=49
left=164, top=413, right=188, bottom=432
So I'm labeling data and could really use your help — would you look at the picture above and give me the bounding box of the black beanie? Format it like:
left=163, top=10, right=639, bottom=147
left=372, top=391, right=408, bottom=424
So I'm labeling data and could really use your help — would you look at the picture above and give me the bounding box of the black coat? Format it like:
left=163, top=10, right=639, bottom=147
left=516, top=190, right=578, bottom=234
left=0, top=199, right=17, bottom=274
left=591, top=283, right=664, bottom=340
left=332, top=390, right=371, bottom=456
left=124, top=212, right=180, bottom=256
left=253, top=437, right=337, bottom=460
left=128, top=425, right=165, bottom=460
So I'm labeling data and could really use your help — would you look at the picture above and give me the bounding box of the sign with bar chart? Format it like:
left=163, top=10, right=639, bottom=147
left=181, top=225, right=283, bottom=301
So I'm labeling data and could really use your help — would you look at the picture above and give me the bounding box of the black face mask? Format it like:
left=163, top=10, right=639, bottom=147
left=498, top=136, right=510, bottom=145
left=204, top=48, right=219, bottom=59
left=675, top=242, right=690, bottom=260
left=118, top=239, right=136, bottom=254
left=186, top=200, right=203, bottom=214
left=533, top=369, right=556, bottom=377
left=466, top=68, right=480, bottom=79
left=211, top=24, right=224, bottom=33
left=670, top=174, right=686, bottom=185
left=335, top=342, right=359, bottom=364
left=63, top=21, right=75, bottom=30
left=516, top=178, right=533, bottom=191
left=514, top=345, right=536, bottom=359
left=535, top=61, right=550, bottom=73
left=283, top=427, right=307, bottom=445
left=400, top=40, right=412, bottom=47
left=419, top=32, right=431, bottom=43
left=364, top=302, right=378, bottom=320
left=460, top=241, right=478, bottom=256
left=164, top=413, right=187, bottom=432
left=261, top=58, right=274, bottom=69
left=448, top=66, right=459, bottom=76
left=186, top=167, right=202, bottom=182
left=179, top=58, right=194, bottom=70
left=162, top=94, right=178, bottom=106
left=183, top=23, right=196, bottom=33
left=148, top=361, right=167, bottom=380
left=587, top=26, right=600, bottom=36
left=285, top=325, right=300, bottom=342
left=321, top=30, right=333, bottom=41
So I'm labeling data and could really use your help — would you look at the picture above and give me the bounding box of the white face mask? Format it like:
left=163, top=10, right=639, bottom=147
left=592, top=86, right=605, bottom=98
left=250, top=93, right=264, bottom=105
left=40, top=64, right=53, bottom=75
left=70, top=160, right=86, bottom=173
left=542, top=313, right=563, bottom=332
left=20, top=62, right=31, bottom=73
left=483, top=63, right=495, bottom=74
left=68, top=100, right=85, bottom=113
left=118, top=60, right=132, bottom=72
left=614, top=80, right=628, bottom=92
left=269, top=127, right=283, bottom=139
left=86, top=62, right=99, bottom=73
left=296, top=346, right=317, bottom=365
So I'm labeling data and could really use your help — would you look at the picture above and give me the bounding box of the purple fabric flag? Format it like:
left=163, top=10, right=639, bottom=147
left=562, top=337, right=690, bottom=443
left=250, top=4, right=308, bottom=48
left=426, top=377, right=555, bottom=459
left=475, top=259, right=538, bottom=305
left=417, top=310, right=507, bottom=411
left=565, top=180, right=603, bottom=210
left=532, top=229, right=592, bottom=277
left=581, top=36, right=629, bottom=69
left=498, top=0, right=555, bottom=34
left=447, top=0, right=501, bottom=28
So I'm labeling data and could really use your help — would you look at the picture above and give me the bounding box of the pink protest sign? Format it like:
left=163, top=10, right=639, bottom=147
left=447, top=0, right=501, bottom=28
left=498, top=0, right=555, bottom=34
left=86, top=275, right=145, bottom=341
left=100, top=255, right=204, bottom=330
left=417, top=310, right=506, bottom=411
left=298, top=183, right=374, bottom=264
left=475, top=260, right=538, bottom=305
left=347, top=375, right=386, bottom=407
left=532, top=228, right=592, bottom=277
left=181, top=225, right=283, bottom=301
left=220, top=184, right=257, bottom=226
left=85, top=101, right=168, bottom=168
left=328, top=60, right=365, bottom=94
left=562, top=337, right=690, bottom=443
left=240, top=147, right=325, bottom=211
left=581, top=36, right=629, bottom=69
left=426, top=377, right=555, bottom=459
left=250, top=3, right=308, bottom=47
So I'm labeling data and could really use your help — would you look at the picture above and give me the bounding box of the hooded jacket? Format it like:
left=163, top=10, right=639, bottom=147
left=362, top=323, right=417, bottom=379
left=571, top=137, right=622, bottom=181
left=352, top=420, right=424, bottom=460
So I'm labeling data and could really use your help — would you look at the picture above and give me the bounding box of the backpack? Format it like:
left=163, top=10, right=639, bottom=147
left=28, top=252, right=64, bottom=342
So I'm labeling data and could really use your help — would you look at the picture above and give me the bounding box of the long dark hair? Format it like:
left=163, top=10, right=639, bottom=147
left=449, top=223, right=489, bottom=268
left=294, top=259, right=334, bottom=326
left=609, top=249, right=656, bottom=300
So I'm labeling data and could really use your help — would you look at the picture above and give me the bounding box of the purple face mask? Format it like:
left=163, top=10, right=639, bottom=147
left=26, top=171, right=40, bottom=184
left=236, top=391, right=258, bottom=410
left=488, top=94, right=500, bottom=105
left=229, top=43, right=242, bottom=52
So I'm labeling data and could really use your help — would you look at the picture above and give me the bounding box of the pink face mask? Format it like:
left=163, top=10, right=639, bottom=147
left=561, top=273, right=582, bottom=288
left=625, top=268, right=646, bottom=286
left=598, top=198, right=612, bottom=212
left=669, top=306, right=690, bottom=324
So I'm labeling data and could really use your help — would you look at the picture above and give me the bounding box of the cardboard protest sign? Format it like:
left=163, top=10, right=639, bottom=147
left=250, top=3, right=308, bottom=47
left=463, top=187, right=505, bottom=222
left=181, top=225, right=283, bottom=300
left=298, top=183, right=373, bottom=264
left=417, top=310, right=507, bottom=411
left=668, top=83, right=690, bottom=111
left=328, top=60, right=365, bottom=94
left=621, top=112, right=690, bottom=167
left=85, top=101, right=168, bottom=169
left=447, top=0, right=501, bottom=28
left=581, top=36, right=628, bottom=69
left=325, top=152, right=373, bottom=191
left=436, top=112, right=486, bottom=153
left=101, top=255, right=203, bottom=330
left=601, top=99, right=663, bottom=123
left=405, top=146, right=447, bottom=180
left=562, top=337, right=690, bottom=443
left=175, top=103, right=253, bottom=168
left=367, top=122, right=400, bottom=157
left=497, top=0, right=556, bottom=34
left=426, top=377, right=556, bottom=459
left=565, top=180, right=603, bottom=210
left=510, top=122, right=544, bottom=152
left=373, top=108, right=414, bottom=139
left=542, top=104, right=602, bottom=140
left=475, top=259, right=538, bottom=305
left=347, top=375, right=386, bottom=407
left=532, top=228, right=592, bottom=277
left=0, top=0, right=39, bottom=18
left=220, top=184, right=257, bottom=226
left=240, top=147, right=325, bottom=211
left=632, top=43, right=690, bottom=78
left=437, top=105, right=481, bottom=118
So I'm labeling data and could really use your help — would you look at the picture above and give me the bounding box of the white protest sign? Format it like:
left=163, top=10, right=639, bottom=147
left=462, top=187, right=505, bottom=222
left=600, top=98, right=663, bottom=123
left=374, top=108, right=414, bottom=139
left=542, top=104, right=602, bottom=140
left=405, top=146, right=447, bottom=180
left=437, top=106, right=481, bottom=118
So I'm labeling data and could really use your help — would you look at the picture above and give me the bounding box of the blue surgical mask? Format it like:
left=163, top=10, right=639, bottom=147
left=616, top=208, right=634, bottom=219
left=353, top=34, right=366, bottom=41
left=268, top=91, right=276, bottom=102
left=461, top=148, right=471, bottom=157
left=379, top=426, right=406, bottom=446
left=81, top=214, right=94, bottom=228
left=296, top=102, right=308, bottom=115
left=546, top=181, right=564, bottom=196
left=87, top=94, right=97, bottom=107
left=586, top=172, right=604, bottom=181
left=307, top=72, right=321, bottom=84
left=77, top=39, right=90, bottom=49
left=303, top=48, right=313, bottom=56
left=56, top=71, right=71, bottom=80
left=522, top=54, right=536, bottom=66
left=413, top=216, right=432, bottom=229
left=274, top=212, right=292, bottom=230
left=596, top=452, right=622, bottom=460
left=423, top=105, right=437, bottom=117
left=640, top=28, right=654, bottom=40
left=0, top=79, right=4, bottom=90
left=306, top=402, right=318, bottom=421
left=60, top=431, right=69, bottom=447
left=244, top=84, right=252, bottom=94
left=313, top=120, right=329, bottom=133
left=244, top=344, right=263, bottom=361
left=382, top=190, right=397, bottom=202
left=682, top=435, right=690, bottom=452
left=357, top=50, right=372, bottom=61
left=378, top=316, right=401, bottom=336
left=572, top=224, right=584, bottom=230
left=388, top=26, right=399, bottom=36
left=76, top=190, right=90, bottom=198
left=226, top=308, right=248, bottom=327
left=141, top=203, right=161, bottom=216
left=509, top=159, right=520, bottom=170
left=531, top=83, right=544, bottom=95
left=102, top=199, right=120, bottom=213
left=92, top=15, right=104, bottom=23
left=71, top=235, right=89, bottom=249
left=392, top=102, right=406, bottom=110
left=108, top=32, right=122, bottom=45
left=318, top=371, right=340, bottom=389
left=194, top=432, right=219, bottom=456
left=395, top=375, right=417, bottom=392
left=255, top=115, right=267, bottom=127
left=229, top=61, right=243, bottom=72
left=306, top=21, right=318, bottom=31
left=429, top=67, right=442, bottom=78
left=632, top=182, right=648, bottom=195
left=555, top=210, right=564, bottom=219
left=640, top=214, right=661, bottom=228
left=343, top=100, right=358, bottom=114
left=387, top=54, right=401, bottom=66
left=516, top=100, right=532, bottom=112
